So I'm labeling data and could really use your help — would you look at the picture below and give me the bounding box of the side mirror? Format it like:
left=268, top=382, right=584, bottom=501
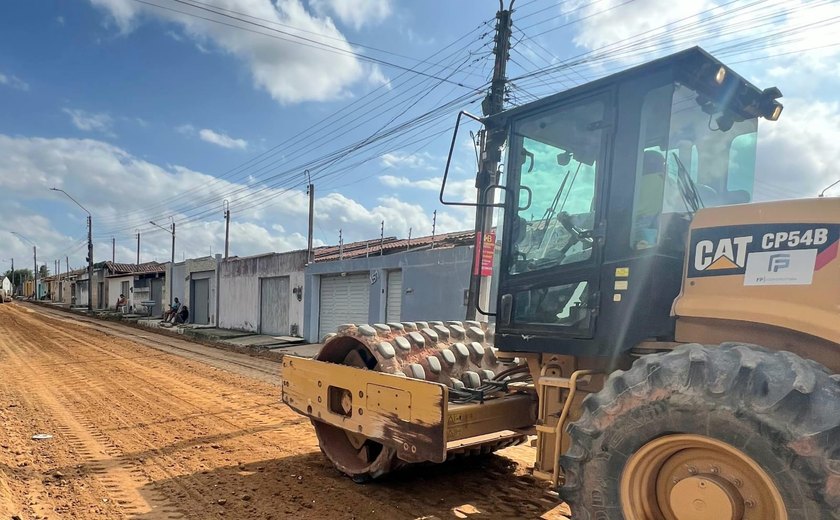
left=557, top=152, right=572, bottom=166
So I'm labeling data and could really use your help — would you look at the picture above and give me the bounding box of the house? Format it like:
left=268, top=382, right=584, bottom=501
left=304, top=231, right=476, bottom=342
left=164, top=255, right=221, bottom=325
left=217, top=250, right=308, bottom=336
left=105, top=262, right=167, bottom=315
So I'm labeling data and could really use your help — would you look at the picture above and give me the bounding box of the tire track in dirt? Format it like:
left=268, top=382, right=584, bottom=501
left=2, top=309, right=183, bottom=519
left=1, top=304, right=564, bottom=519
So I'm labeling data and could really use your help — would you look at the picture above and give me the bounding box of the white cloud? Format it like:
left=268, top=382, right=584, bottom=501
left=754, top=99, right=840, bottom=200
left=62, top=108, right=114, bottom=135
left=559, top=0, right=840, bottom=88
left=89, top=0, right=384, bottom=104
left=309, top=0, right=392, bottom=30
left=379, top=174, right=477, bottom=202
left=380, top=151, right=437, bottom=170
left=0, top=72, right=30, bottom=91
left=198, top=128, right=248, bottom=150
left=0, top=133, right=472, bottom=267
left=565, top=0, right=716, bottom=54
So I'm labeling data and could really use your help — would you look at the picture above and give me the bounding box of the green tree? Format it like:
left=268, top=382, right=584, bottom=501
left=39, top=264, right=49, bottom=278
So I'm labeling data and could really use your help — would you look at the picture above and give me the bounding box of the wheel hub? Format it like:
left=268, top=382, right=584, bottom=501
left=669, top=475, right=739, bottom=520
left=620, top=434, right=787, bottom=520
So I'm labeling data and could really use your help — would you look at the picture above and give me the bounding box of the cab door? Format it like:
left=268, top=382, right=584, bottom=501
left=496, top=93, right=612, bottom=348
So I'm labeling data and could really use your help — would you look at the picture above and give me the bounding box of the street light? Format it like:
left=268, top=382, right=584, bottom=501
left=150, top=219, right=175, bottom=314
left=50, top=188, right=93, bottom=312
left=10, top=231, right=37, bottom=300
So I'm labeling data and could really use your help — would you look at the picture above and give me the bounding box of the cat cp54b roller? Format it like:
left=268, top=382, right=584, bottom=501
left=282, top=47, right=840, bottom=519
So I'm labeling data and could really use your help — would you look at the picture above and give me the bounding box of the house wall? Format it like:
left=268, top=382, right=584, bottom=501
left=184, top=256, right=219, bottom=325
left=76, top=276, right=89, bottom=307
left=107, top=275, right=134, bottom=309
left=166, top=262, right=186, bottom=308
left=218, top=251, right=307, bottom=334
left=304, top=246, right=473, bottom=342
left=91, top=269, right=108, bottom=309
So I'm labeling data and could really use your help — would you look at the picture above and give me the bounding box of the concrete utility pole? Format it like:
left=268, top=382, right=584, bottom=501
left=87, top=216, right=93, bottom=310
left=466, top=1, right=514, bottom=320
left=10, top=257, right=13, bottom=296
left=306, top=172, right=314, bottom=264
left=111, top=237, right=115, bottom=263
left=223, top=200, right=231, bottom=260
left=50, top=188, right=93, bottom=311
left=136, top=230, right=140, bottom=265
left=150, top=219, right=175, bottom=310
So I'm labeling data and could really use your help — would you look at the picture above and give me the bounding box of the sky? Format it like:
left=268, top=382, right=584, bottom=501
left=1, top=0, right=839, bottom=274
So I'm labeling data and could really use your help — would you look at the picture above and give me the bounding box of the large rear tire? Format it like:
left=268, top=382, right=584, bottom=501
left=559, top=343, right=840, bottom=520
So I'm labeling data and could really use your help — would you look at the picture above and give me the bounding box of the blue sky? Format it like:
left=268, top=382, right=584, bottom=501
left=1, top=0, right=839, bottom=272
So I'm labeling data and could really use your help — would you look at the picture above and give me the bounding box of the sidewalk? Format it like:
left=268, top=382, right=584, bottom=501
left=29, top=301, right=322, bottom=359
left=136, top=317, right=322, bottom=358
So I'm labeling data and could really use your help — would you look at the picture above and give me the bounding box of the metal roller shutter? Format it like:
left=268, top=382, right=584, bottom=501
left=260, top=276, right=290, bottom=335
left=385, top=270, right=402, bottom=323
left=318, top=273, right=370, bottom=340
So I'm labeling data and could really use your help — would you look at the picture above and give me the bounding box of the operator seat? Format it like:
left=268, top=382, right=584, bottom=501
left=633, top=150, right=666, bottom=249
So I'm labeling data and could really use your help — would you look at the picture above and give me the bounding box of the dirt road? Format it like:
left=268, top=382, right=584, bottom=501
left=0, top=303, right=560, bottom=519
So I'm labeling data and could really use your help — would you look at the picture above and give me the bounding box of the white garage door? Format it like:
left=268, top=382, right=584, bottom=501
left=385, top=270, right=402, bottom=323
left=318, top=273, right=370, bottom=340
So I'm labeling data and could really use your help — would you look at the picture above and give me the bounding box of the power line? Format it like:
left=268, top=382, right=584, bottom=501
left=130, top=0, right=484, bottom=89
left=93, top=21, right=494, bottom=229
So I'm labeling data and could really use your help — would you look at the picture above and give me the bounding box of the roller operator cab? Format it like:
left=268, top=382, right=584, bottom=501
left=282, top=47, right=840, bottom=520
left=490, top=46, right=791, bottom=358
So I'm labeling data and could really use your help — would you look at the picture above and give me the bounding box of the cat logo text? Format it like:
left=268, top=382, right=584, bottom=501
left=694, top=236, right=753, bottom=272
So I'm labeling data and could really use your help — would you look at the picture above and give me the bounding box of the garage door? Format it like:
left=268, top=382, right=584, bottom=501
left=260, top=276, right=290, bottom=336
left=385, top=270, right=402, bottom=323
left=319, top=273, right=370, bottom=340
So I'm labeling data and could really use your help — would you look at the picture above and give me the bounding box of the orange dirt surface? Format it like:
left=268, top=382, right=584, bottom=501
left=0, top=303, right=567, bottom=520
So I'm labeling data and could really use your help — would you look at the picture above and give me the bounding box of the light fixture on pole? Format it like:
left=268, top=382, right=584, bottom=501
left=50, top=188, right=93, bottom=311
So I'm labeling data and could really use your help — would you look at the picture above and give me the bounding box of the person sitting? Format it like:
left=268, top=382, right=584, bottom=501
left=163, top=297, right=181, bottom=322
left=116, top=294, right=128, bottom=313
left=173, top=305, right=189, bottom=325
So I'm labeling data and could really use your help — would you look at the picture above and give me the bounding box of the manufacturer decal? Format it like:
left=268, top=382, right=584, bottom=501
left=688, top=223, right=839, bottom=281
left=744, top=249, right=817, bottom=286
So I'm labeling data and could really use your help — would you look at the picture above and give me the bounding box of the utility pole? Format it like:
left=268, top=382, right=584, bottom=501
left=223, top=200, right=231, bottom=260
left=87, top=215, right=93, bottom=311
left=170, top=222, right=175, bottom=310
left=431, top=210, right=437, bottom=249
left=380, top=221, right=384, bottom=256
left=306, top=172, right=314, bottom=264
left=111, top=237, right=115, bottom=263
left=33, top=245, right=37, bottom=300
left=50, top=188, right=93, bottom=311
left=136, top=231, right=140, bottom=265
left=466, top=1, right=513, bottom=320
left=10, top=258, right=13, bottom=296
